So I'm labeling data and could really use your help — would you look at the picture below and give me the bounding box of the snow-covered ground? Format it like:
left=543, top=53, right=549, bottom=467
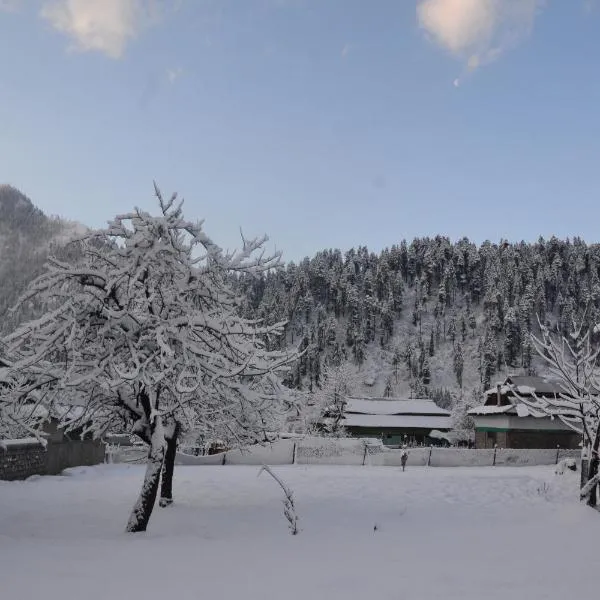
left=1, top=464, right=598, bottom=599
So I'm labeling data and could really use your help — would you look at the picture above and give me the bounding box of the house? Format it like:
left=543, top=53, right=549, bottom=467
left=468, top=375, right=581, bottom=449
left=340, top=397, right=452, bottom=446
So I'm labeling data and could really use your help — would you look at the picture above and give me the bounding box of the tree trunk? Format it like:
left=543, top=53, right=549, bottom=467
left=585, top=420, right=600, bottom=508
left=126, top=410, right=166, bottom=533
left=159, top=422, right=180, bottom=508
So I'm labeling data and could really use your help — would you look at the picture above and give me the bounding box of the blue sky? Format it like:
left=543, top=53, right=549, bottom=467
left=1, top=0, right=599, bottom=261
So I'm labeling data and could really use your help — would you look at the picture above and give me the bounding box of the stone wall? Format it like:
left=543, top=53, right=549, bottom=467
left=0, top=437, right=105, bottom=481
left=0, top=439, right=47, bottom=481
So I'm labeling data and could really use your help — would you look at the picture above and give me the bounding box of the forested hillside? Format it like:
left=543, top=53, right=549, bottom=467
left=0, top=185, right=86, bottom=332
left=237, top=236, right=600, bottom=408
left=1, top=185, right=599, bottom=411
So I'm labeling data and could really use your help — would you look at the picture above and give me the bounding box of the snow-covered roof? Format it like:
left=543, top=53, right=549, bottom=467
left=484, top=376, right=570, bottom=397
left=468, top=405, right=517, bottom=416
left=345, top=398, right=450, bottom=417
left=468, top=401, right=578, bottom=419
left=342, top=414, right=452, bottom=431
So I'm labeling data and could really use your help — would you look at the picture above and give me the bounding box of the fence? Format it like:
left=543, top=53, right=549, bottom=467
left=158, top=437, right=582, bottom=468
left=0, top=437, right=106, bottom=481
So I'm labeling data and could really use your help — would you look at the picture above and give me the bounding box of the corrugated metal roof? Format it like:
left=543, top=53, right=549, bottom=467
left=343, top=414, right=452, bottom=430
left=345, top=398, right=450, bottom=417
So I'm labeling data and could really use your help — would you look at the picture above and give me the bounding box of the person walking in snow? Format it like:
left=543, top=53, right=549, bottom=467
left=400, top=447, right=408, bottom=472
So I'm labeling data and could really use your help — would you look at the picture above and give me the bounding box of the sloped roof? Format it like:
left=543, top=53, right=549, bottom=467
left=483, top=376, right=572, bottom=400
left=506, top=375, right=570, bottom=395
left=345, top=397, right=450, bottom=417
left=343, top=413, right=452, bottom=431
left=468, top=405, right=516, bottom=416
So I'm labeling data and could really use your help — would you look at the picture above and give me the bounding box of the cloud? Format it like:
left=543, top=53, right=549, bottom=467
left=341, top=43, right=351, bottom=58
left=40, top=0, right=161, bottom=59
left=167, top=66, right=183, bottom=83
left=417, top=0, right=545, bottom=81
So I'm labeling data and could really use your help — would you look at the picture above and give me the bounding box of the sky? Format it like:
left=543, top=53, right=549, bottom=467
left=1, top=0, right=600, bottom=262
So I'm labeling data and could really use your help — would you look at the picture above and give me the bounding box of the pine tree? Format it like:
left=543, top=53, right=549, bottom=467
left=453, top=342, right=464, bottom=389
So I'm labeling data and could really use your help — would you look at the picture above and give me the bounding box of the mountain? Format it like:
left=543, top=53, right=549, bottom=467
left=236, top=236, right=600, bottom=408
left=0, top=185, right=597, bottom=412
left=0, top=185, right=86, bottom=331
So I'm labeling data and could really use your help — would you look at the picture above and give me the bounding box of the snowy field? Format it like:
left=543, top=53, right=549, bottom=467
left=1, top=465, right=599, bottom=600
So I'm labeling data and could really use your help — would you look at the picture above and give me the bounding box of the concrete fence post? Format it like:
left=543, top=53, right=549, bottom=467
left=493, top=444, right=498, bottom=466
left=362, top=444, right=368, bottom=466
left=555, top=445, right=561, bottom=464
left=222, top=452, right=227, bottom=466
left=428, top=446, right=433, bottom=467
left=292, top=442, right=297, bottom=465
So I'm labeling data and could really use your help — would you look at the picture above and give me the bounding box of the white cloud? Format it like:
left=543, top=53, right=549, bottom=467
left=341, top=43, right=351, bottom=58
left=167, top=66, right=183, bottom=83
left=40, top=0, right=161, bottom=59
left=417, top=0, right=545, bottom=81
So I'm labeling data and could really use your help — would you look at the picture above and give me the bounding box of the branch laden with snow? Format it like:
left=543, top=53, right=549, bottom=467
left=259, top=464, right=299, bottom=535
left=0, top=185, right=301, bottom=531
left=308, top=361, right=358, bottom=437
left=511, top=316, right=600, bottom=507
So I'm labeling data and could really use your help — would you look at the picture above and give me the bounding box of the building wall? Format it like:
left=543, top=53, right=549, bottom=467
left=475, top=430, right=507, bottom=449
left=346, top=427, right=441, bottom=446
left=506, top=430, right=580, bottom=450
left=506, top=416, right=574, bottom=432
left=475, top=429, right=580, bottom=449
left=473, top=414, right=574, bottom=432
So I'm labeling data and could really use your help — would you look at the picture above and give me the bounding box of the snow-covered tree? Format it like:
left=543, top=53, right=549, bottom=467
left=513, top=318, right=600, bottom=506
left=453, top=342, right=464, bottom=389
left=310, top=361, right=358, bottom=436
left=0, top=366, right=51, bottom=442
left=0, top=186, right=298, bottom=531
left=450, top=389, right=478, bottom=445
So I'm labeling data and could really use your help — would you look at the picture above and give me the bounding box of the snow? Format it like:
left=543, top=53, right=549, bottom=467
left=0, top=437, right=43, bottom=449
left=468, top=404, right=515, bottom=415
left=555, top=458, right=577, bottom=474
left=346, top=398, right=450, bottom=416
left=1, top=464, right=598, bottom=600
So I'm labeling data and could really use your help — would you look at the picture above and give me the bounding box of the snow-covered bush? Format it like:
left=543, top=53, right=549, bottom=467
left=308, top=361, right=358, bottom=436
left=555, top=458, right=577, bottom=475
left=259, top=465, right=299, bottom=535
